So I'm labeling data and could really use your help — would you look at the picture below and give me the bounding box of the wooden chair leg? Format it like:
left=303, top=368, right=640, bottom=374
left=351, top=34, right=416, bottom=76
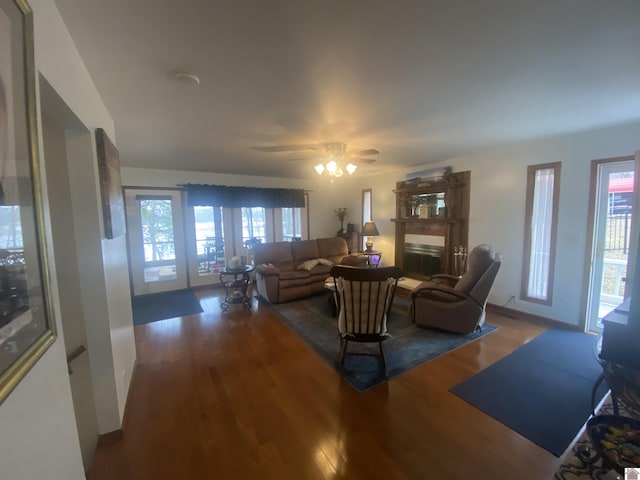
left=379, top=341, right=388, bottom=379
left=339, top=338, right=348, bottom=372
left=591, top=373, right=606, bottom=416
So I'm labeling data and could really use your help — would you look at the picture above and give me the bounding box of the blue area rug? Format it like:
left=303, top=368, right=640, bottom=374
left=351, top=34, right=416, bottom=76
left=262, top=293, right=497, bottom=392
left=450, top=329, right=609, bottom=457
left=132, top=289, right=203, bottom=325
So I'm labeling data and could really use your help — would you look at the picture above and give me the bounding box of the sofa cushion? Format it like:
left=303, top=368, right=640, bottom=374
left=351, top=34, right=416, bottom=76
left=254, top=241, right=294, bottom=268
left=318, top=258, right=334, bottom=266
left=291, top=239, right=320, bottom=264
left=317, top=237, right=349, bottom=259
left=279, top=269, right=311, bottom=288
left=280, top=270, right=310, bottom=280
left=297, top=258, right=320, bottom=271
left=309, top=264, right=332, bottom=277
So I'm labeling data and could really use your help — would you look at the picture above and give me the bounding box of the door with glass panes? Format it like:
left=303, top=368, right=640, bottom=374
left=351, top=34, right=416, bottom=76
left=125, top=189, right=188, bottom=295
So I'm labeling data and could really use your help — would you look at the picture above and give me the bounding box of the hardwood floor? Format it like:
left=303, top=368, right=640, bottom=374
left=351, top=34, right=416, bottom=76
left=89, top=287, right=567, bottom=480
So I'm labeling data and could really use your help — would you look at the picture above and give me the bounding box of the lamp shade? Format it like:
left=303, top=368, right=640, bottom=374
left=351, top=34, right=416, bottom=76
left=362, top=221, right=379, bottom=236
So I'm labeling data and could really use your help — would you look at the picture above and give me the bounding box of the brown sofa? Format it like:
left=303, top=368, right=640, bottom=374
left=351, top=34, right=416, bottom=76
left=253, top=237, right=367, bottom=303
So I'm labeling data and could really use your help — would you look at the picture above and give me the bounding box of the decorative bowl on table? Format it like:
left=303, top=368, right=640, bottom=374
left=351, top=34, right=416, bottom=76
left=587, top=415, right=640, bottom=473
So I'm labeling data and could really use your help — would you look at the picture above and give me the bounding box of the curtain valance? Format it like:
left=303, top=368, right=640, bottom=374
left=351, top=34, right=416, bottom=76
left=183, top=183, right=306, bottom=208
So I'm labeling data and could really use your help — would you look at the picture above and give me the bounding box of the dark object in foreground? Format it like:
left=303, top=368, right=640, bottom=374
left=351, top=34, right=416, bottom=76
left=587, top=414, right=640, bottom=474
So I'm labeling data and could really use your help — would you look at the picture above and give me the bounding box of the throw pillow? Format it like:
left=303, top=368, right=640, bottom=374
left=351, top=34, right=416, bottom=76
left=297, top=258, right=319, bottom=271
left=317, top=258, right=334, bottom=266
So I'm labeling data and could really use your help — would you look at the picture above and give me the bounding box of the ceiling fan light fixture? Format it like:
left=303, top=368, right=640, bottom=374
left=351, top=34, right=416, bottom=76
left=253, top=140, right=378, bottom=180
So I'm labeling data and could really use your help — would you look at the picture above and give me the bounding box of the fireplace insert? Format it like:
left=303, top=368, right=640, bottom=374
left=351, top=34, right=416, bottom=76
left=403, top=243, right=444, bottom=279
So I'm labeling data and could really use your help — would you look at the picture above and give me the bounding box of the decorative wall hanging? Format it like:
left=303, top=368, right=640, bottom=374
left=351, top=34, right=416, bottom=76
left=96, top=128, right=126, bottom=239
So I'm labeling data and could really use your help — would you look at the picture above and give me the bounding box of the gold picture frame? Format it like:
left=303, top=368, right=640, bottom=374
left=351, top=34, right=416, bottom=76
left=0, top=0, right=56, bottom=404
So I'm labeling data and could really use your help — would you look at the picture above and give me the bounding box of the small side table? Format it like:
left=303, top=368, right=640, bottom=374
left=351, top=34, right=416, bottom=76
left=220, top=265, right=255, bottom=311
left=362, top=251, right=382, bottom=268
left=324, top=278, right=339, bottom=316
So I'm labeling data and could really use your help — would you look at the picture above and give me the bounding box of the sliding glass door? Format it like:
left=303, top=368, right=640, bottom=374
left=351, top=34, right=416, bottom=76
left=585, top=159, right=635, bottom=332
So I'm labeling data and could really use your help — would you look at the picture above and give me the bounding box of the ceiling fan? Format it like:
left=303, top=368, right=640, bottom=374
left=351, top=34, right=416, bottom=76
left=253, top=142, right=379, bottom=179
left=252, top=142, right=379, bottom=164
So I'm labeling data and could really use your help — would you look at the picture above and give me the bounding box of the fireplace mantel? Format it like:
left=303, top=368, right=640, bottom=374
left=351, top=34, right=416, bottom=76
left=391, top=171, right=470, bottom=278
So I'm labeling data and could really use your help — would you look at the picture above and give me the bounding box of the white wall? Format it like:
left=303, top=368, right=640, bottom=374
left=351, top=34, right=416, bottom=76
left=0, top=2, right=135, bottom=479
left=33, top=1, right=135, bottom=430
left=348, top=121, right=640, bottom=326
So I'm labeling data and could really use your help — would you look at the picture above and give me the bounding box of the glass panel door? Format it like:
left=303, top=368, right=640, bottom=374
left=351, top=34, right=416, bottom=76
left=586, top=160, right=635, bottom=332
left=241, top=207, right=266, bottom=264
left=125, top=189, right=187, bottom=295
left=186, top=205, right=227, bottom=286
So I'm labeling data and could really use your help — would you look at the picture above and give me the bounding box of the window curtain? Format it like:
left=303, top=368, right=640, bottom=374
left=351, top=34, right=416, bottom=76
left=183, top=184, right=305, bottom=208
left=527, top=168, right=555, bottom=299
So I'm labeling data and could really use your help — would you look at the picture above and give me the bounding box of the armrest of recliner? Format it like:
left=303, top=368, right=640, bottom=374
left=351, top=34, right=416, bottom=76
left=428, top=273, right=460, bottom=286
left=255, top=263, right=280, bottom=277
left=412, top=284, right=470, bottom=301
left=412, top=284, right=484, bottom=308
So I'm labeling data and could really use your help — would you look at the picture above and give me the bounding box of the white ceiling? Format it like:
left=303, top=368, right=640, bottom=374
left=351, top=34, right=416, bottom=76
left=54, top=0, right=640, bottom=179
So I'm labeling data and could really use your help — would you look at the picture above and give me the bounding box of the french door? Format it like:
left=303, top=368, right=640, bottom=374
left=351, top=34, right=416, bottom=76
left=125, top=191, right=310, bottom=292
left=585, top=159, right=635, bottom=332
left=125, top=189, right=188, bottom=295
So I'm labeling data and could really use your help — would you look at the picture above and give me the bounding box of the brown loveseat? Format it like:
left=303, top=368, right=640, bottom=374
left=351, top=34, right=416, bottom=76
left=253, top=237, right=367, bottom=303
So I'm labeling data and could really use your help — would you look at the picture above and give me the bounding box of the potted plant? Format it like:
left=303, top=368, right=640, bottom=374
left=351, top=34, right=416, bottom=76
left=335, top=208, right=347, bottom=234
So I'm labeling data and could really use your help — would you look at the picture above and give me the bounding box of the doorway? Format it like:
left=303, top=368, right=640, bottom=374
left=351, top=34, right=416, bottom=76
left=39, top=80, right=99, bottom=473
left=125, top=189, right=188, bottom=295
left=585, top=158, right=635, bottom=332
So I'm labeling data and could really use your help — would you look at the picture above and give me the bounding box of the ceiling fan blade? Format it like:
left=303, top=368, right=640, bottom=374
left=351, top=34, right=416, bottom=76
left=347, top=148, right=380, bottom=158
left=349, top=158, right=377, bottom=164
left=252, top=144, right=319, bottom=152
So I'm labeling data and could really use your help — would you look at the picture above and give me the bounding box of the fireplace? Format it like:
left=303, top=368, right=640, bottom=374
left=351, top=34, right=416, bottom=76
left=403, top=243, right=444, bottom=279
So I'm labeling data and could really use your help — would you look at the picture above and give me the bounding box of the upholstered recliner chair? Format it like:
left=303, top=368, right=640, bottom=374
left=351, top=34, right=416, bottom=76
left=410, top=244, right=501, bottom=333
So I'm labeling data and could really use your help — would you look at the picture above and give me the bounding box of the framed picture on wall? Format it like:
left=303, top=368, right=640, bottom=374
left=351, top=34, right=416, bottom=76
left=0, top=0, right=57, bottom=405
left=96, top=127, right=126, bottom=239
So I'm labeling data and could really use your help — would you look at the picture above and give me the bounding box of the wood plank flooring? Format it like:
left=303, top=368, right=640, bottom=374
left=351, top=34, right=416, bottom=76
left=89, top=287, right=568, bottom=480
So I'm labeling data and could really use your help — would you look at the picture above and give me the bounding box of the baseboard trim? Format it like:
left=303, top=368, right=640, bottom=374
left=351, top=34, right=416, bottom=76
left=486, top=303, right=582, bottom=331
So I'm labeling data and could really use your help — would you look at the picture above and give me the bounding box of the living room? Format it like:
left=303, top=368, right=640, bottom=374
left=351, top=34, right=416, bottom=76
left=1, top=1, right=640, bottom=479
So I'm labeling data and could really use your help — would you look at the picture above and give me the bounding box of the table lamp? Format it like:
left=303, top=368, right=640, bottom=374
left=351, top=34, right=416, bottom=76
left=362, top=221, right=379, bottom=252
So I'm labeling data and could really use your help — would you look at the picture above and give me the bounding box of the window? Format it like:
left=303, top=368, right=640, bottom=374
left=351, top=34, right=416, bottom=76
left=0, top=206, right=23, bottom=250
left=521, top=162, right=561, bottom=304
left=362, top=189, right=372, bottom=223
left=278, top=192, right=309, bottom=241
left=362, top=189, right=372, bottom=250
left=282, top=207, right=302, bottom=241
left=139, top=198, right=175, bottom=263
left=241, top=207, right=267, bottom=244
